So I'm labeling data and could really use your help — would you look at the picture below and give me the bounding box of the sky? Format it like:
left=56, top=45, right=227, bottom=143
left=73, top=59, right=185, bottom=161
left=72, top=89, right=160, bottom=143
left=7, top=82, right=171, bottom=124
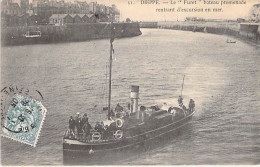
left=40, top=0, right=260, bottom=21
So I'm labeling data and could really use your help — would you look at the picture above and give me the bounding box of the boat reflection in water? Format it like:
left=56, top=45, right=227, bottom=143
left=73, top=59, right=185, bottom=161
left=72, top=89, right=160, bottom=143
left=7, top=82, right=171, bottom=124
left=62, top=20, right=196, bottom=165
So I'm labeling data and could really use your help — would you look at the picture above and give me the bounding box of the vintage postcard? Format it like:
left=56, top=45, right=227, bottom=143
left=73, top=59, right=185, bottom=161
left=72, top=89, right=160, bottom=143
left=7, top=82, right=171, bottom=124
left=1, top=0, right=260, bottom=165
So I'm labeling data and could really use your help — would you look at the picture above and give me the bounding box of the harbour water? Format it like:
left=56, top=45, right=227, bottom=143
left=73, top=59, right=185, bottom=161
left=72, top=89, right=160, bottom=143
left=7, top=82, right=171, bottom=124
left=1, top=29, right=260, bottom=165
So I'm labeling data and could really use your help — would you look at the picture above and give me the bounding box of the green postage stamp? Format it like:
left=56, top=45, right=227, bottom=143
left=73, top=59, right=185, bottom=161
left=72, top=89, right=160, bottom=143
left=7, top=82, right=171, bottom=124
left=1, top=94, right=47, bottom=147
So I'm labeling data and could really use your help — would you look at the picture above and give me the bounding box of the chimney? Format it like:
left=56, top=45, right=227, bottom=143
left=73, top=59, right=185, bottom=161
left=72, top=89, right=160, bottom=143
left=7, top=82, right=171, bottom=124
left=130, top=85, right=139, bottom=119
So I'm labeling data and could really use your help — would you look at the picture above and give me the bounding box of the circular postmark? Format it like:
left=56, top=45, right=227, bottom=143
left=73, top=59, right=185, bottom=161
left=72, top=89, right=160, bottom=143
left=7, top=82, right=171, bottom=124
left=1, top=85, right=46, bottom=146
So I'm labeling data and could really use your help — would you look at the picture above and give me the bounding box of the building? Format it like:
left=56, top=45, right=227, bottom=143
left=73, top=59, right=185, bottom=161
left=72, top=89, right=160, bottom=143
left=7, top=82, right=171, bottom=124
left=78, top=14, right=90, bottom=23
left=105, top=6, right=111, bottom=15
left=31, top=0, right=93, bottom=23
left=185, top=17, right=198, bottom=21
left=139, top=22, right=158, bottom=28
left=89, top=2, right=96, bottom=14
left=1, top=0, right=120, bottom=27
left=32, top=2, right=59, bottom=24
left=114, top=13, right=120, bottom=22
left=99, top=4, right=106, bottom=14
left=1, top=0, right=21, bottom=16
left=18, top=13, right=28, bottom=26
left=28, top=14, right=41, bottom=25
left=95, top=3, right=100, bottom=13
left=111, top=4, right=119, bottom=22
left=75, top=1, right=89, bottom=14
left=20, top=0, right=29, bottom=14
left=70, top=14, right=83, bottom=23
left=240, top=23, right=260, bottom=39
left=86, top=14, right=97, bottom=23
left=49, top=14, right=73, bottom=25
left=27, top=3, right=34, bottom=16
left=94, top=12, right=108, bottom=22
left=237, top=18, right=246, bottom=23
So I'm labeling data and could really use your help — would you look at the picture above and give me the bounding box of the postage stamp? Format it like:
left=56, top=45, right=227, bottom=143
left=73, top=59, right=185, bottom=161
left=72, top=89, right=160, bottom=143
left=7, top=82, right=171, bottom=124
left=1, top=94, right=47, bottom=147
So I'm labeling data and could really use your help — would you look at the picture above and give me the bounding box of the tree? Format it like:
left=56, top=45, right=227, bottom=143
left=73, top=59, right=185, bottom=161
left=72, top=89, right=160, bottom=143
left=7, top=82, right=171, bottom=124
left=249, top=4, right=260, bottom=22
left=126, top=18, right=131, bottom=22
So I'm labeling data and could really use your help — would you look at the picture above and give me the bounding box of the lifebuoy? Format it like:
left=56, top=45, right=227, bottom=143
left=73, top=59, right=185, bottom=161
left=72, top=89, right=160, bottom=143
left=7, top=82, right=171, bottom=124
left=92, top=132, right=101, bottom=141
left=89, top=148, right=94, bottom=154
left=116, top=118, right=124, bottom=128
left=114, top=130, right=123, bottom=139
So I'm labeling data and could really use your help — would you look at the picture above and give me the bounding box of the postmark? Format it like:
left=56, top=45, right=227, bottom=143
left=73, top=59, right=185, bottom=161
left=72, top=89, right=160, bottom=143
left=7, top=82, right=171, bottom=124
left=1, top=85, right=44, bottom=127
left=1, top=94, right=47, bottom=147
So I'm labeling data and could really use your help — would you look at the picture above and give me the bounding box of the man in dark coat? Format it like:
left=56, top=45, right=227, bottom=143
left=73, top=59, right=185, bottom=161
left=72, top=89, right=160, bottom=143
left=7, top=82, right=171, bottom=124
left=75, top=112, right=82, bottom=140
left=115, top=103, right=124, bottom=118
left=115, top=103, right=123, bottom=112
left=81, top=113, right=88, bottom=128
left=82, top=121, right=91, bottom=142
left=189, top=99, right=195, bottom=113
left=94, top=121, right=104, bottom=133
left=69, top=116, right=75, bottom=138
left=178, top=96, right=183, bottom=106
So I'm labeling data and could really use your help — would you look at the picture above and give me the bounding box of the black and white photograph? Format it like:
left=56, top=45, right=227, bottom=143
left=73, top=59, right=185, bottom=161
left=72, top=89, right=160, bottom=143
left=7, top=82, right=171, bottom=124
left=1, top=0, right=260, bottom=165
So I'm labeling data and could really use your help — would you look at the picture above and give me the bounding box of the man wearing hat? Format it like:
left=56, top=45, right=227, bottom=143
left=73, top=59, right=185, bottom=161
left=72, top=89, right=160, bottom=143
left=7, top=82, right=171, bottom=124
left=81, top=113, right=89, bottom=128
left=69, top=116, right=76, bottom=138
left=75, top=112, right=82, bottom=140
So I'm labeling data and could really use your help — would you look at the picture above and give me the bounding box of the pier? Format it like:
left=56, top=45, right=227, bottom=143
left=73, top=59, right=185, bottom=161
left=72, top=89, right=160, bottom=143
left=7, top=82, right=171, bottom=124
left=140, top=21, right=260, bottom=44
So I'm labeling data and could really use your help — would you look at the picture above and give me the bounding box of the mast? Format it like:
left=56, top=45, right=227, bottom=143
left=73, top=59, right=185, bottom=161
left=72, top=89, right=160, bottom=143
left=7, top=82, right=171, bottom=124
left=108, top=14, right=114, bottom=120
left=180, top=75, right=185, bottom=97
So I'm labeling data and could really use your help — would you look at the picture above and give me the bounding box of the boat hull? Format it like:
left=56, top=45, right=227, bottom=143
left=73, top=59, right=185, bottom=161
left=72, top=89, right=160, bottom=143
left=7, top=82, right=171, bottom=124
left=63, top=111, right=195, bottom=165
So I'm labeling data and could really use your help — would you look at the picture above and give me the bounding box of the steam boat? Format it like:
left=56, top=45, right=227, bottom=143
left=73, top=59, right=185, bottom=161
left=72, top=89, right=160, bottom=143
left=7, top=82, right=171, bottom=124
left=62, top=20, right=195, bottom=164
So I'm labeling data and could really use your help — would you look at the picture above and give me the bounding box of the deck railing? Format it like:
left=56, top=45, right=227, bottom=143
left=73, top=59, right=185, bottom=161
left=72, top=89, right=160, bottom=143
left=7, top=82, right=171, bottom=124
left=64, top=129, right=121, bottom=143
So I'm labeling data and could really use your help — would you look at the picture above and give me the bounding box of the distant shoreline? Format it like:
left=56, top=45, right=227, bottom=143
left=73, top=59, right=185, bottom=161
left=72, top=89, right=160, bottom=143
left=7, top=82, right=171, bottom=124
left=1, top=22, right=142, bottom=46
left=141, top=21, right=260, bottom=45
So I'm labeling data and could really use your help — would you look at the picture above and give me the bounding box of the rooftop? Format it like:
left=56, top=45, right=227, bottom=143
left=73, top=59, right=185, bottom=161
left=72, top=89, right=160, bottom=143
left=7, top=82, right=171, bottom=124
left=49, top=14, right=70, bottom=19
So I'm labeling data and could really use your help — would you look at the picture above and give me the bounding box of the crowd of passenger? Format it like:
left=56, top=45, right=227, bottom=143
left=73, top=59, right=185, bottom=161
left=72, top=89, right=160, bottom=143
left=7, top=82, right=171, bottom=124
left=66, top=104, right=125, bottom=142
left=67, top=113, right=92, bottom=141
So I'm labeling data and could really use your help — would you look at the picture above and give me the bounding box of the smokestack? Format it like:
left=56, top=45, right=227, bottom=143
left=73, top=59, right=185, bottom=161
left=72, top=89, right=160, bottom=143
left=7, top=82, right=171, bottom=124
left=130, top=85, right=139, bottom=119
